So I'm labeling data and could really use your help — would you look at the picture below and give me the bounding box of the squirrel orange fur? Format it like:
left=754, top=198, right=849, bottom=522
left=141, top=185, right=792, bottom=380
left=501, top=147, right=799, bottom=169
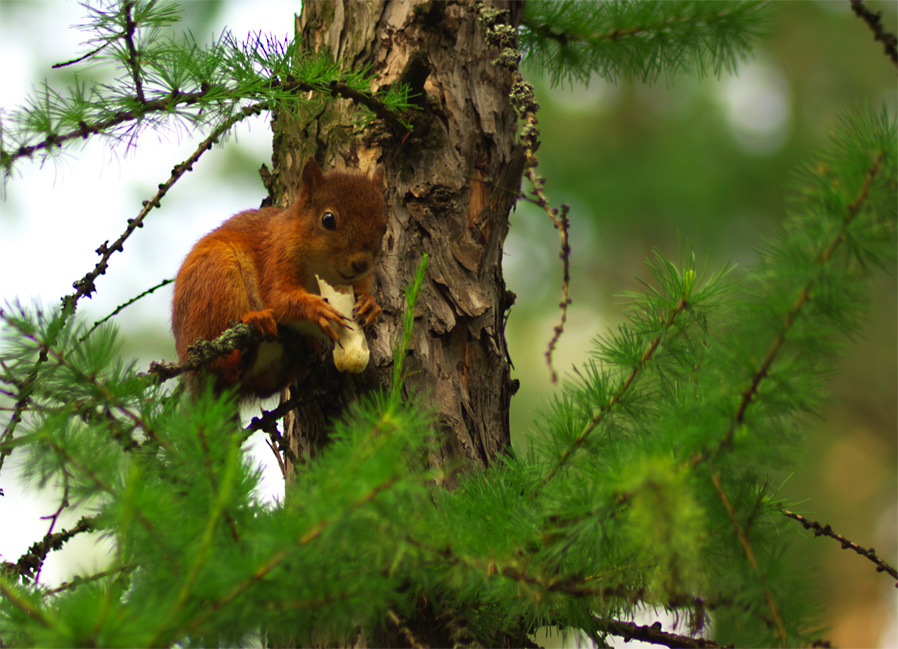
left=171, top=157, right=387, bottom=398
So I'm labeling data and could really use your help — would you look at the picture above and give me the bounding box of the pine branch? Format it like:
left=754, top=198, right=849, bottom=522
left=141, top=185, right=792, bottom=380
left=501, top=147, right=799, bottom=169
left=696, top=140, right=890, bottom=466
left=850, top=0, right=898, bottom=67
left=182, top=475, right=400, bottom=638
left=709, top=466, right=787, bottom=644
left=520, top=0, right=770, bottom=86
left=196, top=425, right=241, bottom=543
left=1, top=1, right=413, bottom=179
left=323, top=79, right=410, bottom=136
left=0, top=580, right=61, bottom=635
left=150, top=436, right=242, bottom=646
left=4, top=76, right=408, bottom=174
left=0, top=308, right=70, bottom=475
left=540, top=295, right=690, bottom=489
left=782, top=509, right=898, bottom=584
left=36, top=429, right=177, bottom=564
left=5, top=89, right=215, bottom=169
left=1, top=310, right=161, bottom=445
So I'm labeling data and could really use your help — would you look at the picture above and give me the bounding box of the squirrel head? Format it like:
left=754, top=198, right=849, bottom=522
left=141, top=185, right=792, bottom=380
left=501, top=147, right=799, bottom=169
left=291, top=157, right=387, bottom=287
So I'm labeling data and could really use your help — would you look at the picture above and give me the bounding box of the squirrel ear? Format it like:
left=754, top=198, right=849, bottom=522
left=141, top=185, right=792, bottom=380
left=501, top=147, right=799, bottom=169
left=300, top=157, right=325, bottom=195
left=371, top=165, right=384, bottom=187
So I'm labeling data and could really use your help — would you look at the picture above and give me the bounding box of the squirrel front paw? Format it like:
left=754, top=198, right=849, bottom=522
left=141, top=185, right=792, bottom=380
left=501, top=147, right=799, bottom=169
left=298, top=294, right=350, bottom=342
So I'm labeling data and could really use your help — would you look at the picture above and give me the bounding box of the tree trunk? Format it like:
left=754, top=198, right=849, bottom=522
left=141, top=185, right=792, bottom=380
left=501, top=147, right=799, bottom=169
left=264, top=0, right=523, bottom=483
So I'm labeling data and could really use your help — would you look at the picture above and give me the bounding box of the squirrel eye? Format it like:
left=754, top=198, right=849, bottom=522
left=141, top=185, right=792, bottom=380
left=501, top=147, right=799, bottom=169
left=321, top=211, right=337, bottom=230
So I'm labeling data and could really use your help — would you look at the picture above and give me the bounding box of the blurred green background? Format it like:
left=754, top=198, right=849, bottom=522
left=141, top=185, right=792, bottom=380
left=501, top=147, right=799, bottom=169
left=505, top=3, right=896, bottom=646
left=1, top=1, right=895, bottom=646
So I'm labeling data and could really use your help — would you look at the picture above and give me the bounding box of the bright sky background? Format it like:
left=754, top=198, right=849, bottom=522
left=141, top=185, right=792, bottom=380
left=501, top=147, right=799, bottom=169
left=0, top=0, right=299, bottom=588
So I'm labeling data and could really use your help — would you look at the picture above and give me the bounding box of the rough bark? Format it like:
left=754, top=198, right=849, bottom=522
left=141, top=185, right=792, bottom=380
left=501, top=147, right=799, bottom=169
left=263, top=0, right=523, bottom=484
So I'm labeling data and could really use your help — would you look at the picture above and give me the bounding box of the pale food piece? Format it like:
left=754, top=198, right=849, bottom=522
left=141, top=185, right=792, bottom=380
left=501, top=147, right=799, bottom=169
left=315, top=275, right=370, bottom=373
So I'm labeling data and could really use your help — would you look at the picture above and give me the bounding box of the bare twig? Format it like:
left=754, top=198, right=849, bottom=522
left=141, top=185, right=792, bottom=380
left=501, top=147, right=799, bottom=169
left=78, top=278, right=174, bottom=344
left=36, top=480, right=72, bottom=583
left=245, top=395, right=302, bottom=468
left=596, top=618, right=722, bottom=649
left=52, top=40, right=115, bottom=69
left=850, top=0, right=898, bottom=67
left=782, top=508, right=898, bottom=585
left=146, top=322, right=261, bottom=382
left=3, top=517, right=94, bottom=584
left=64, top=101, right=270, bottom=311
left=477, top=3, right=573, bottom=383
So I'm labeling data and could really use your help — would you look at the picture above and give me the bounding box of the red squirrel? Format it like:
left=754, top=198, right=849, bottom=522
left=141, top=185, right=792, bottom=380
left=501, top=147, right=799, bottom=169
left=171, top=157, right=387, bottom=398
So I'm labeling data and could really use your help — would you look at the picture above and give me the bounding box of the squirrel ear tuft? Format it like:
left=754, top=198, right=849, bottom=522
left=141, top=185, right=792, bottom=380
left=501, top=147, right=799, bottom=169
left=300, top=157, right=325, bottom=195
left=371, top=165, right=384, bottom=187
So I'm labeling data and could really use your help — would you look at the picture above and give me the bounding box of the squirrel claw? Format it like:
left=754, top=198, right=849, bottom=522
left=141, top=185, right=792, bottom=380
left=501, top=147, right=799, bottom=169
left=353, top=294, right=382, bottom=329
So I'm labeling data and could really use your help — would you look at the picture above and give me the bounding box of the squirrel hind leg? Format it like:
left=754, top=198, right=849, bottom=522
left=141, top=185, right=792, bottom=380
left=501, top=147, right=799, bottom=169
left=173, top=242, right=262, bottom=359
left=216, top=349, right=245, bottom=385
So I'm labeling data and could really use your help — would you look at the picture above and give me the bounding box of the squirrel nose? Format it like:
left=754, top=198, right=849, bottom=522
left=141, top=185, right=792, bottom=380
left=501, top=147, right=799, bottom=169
left=351, top=258, right=370, bottom=275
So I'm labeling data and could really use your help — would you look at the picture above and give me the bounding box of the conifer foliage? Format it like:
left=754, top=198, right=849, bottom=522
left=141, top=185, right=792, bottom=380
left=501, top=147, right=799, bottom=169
left=1, top=1, right=896, bottom=647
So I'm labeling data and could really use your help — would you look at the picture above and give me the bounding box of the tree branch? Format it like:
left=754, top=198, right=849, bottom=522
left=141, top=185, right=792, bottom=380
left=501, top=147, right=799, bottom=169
left=78, top=278, right=174, bottom=344
left=122, top=0, right=147, bottom=104
left=4, top=76, right=409, bottom=173
left=596, top=618, right=723, bottom=649
left=2, top=517, right=94, bottom=584
left=146, top=322, right=261, bottom=382
left=478, top=3, right=572, bottom=384
left=782, top=508, right=898, bottom=585
left=521, top=4, right=751, bottom=47
left=1, top=309, right=163, bottom=445
left=64, top=100, right=270, bottom=311
left=6, top=90, right=212, bottom=168
left=324, top=79, right=410, bottom=136
left=850, top=0, right=898, bottom=67
left=45, top=565, right=134, bottom=595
